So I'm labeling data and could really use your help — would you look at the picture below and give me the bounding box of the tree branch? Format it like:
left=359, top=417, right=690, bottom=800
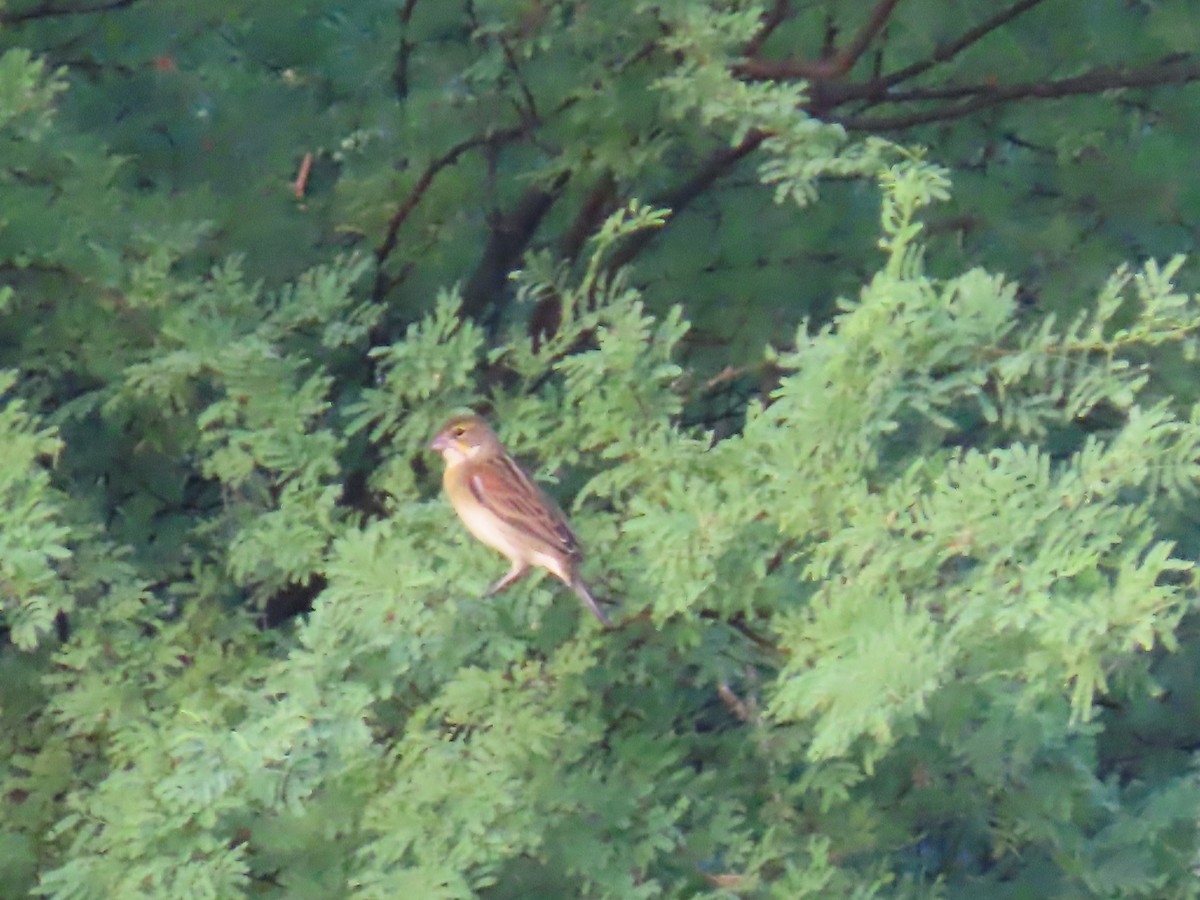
left=743, top=0, right=791, bottom=60
left=0, top=0, right=137, bottom=24
left=392, top=0, right=422, bottom=99
left=524, top=173, right=620, bottom=348
left=835, top=56, right=1200, bottom=131
left=827, top=0, right=903, bottom=77
left=497, top=32, right=540, bottom=123
left=878, top=0, right=1049, bottom=90
left=557, top=172, right=619, bottom=264
left=735, top=0, right=902, bottom=80
left=606, top=130, right=768, bottom=273
left=460, top=172, right=571, bottom=322
left=371, top=125, right=527, bottom=301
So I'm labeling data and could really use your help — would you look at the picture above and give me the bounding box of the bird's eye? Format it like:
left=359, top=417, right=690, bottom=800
left=452, top=425, right=466, bottom=437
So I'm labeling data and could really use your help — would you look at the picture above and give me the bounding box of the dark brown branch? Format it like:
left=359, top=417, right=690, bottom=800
left=372, top=125, right=527, bottom=300
left=392, top=0, right=422, bottom=99
left=557, top=172, right=619, bottom=264
left=735, top=0, right=902, bottom=80
left=827, top=0, right=903, bottom=77
left=525, top=173, right=621, bottom=347
left=743, top=0, right=791, bottom=59
left=460, top=172, right=571, bottom=322
left=699, top=609, right=786, bottom=656
left=658, top=129, right=769, bottom=210
left=877, top=52, right=1192, bottom=103
left=606, top=129, right=769, bottom=273
left=523, top=131, right=769, bottom=341
left=732, top=55, right=810, bottom=81
left=0, top=0, right=136, bottom=24
left=497, top=33, right=540, bottom=123
left=621, top=37, right=663, bottom=73
left=879, top=0, right=1049, bottom=90
left=836, top=57, right=1200, bottom=131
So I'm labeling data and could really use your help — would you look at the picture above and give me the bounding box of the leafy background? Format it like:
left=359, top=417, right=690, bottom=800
left=2, top=0, right=1200, bottom=897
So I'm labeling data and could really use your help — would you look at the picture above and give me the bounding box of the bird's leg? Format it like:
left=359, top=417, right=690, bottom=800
left=485, top=563, right=529, bottom=597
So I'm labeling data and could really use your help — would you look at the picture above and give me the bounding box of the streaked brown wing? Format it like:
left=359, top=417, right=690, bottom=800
left=468, top=454, right=578, bottom=556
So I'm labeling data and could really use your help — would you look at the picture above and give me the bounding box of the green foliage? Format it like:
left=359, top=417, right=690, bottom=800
left=0, top=371, right=70, bottom=650
left=3, top=2, right=1200, bottom=898
left=8, top=152, right=1200, bottom=896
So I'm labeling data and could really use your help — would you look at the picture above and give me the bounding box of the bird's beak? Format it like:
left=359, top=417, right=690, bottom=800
left=429, top=432, right=450, bottom=453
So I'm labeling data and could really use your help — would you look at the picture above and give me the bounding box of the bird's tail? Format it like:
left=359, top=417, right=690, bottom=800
left=571, top=577, right=612, bottom=628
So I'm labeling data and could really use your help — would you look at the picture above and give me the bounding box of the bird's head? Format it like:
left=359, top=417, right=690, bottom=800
left=429, top=414, right=501, bottom=464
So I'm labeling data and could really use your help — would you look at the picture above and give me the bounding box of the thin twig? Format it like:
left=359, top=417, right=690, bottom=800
left=836, top=57, right=1200, bottom=131
left=743, top=0, right=791, bottom=59
left=826, top=0, right=903, bottom=77
left=0, top=0, right=137, bottom=24
left=392, top=0, right=422, bottom=98
left=735, top=0, right=902, bottom=80
left=606, top=130, right=769, bottom=273
left=372, top=125, right=527, bottom=299
left=292, top=152, right=313, bottom=199
left=879, top=0, right=1049, bottom=89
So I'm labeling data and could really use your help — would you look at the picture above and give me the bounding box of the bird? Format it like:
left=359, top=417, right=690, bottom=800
left=429, top=413, right=612, bottom=627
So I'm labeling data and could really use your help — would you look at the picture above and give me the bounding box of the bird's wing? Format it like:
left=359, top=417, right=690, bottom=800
left=468, top=455, right=579, bottom=557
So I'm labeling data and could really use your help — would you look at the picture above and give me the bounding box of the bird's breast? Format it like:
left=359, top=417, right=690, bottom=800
left=455, top=493, right=521, bottom=558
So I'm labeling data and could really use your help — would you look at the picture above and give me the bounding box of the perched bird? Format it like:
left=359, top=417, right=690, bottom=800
left=429, top=413, right=611, bottom=627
